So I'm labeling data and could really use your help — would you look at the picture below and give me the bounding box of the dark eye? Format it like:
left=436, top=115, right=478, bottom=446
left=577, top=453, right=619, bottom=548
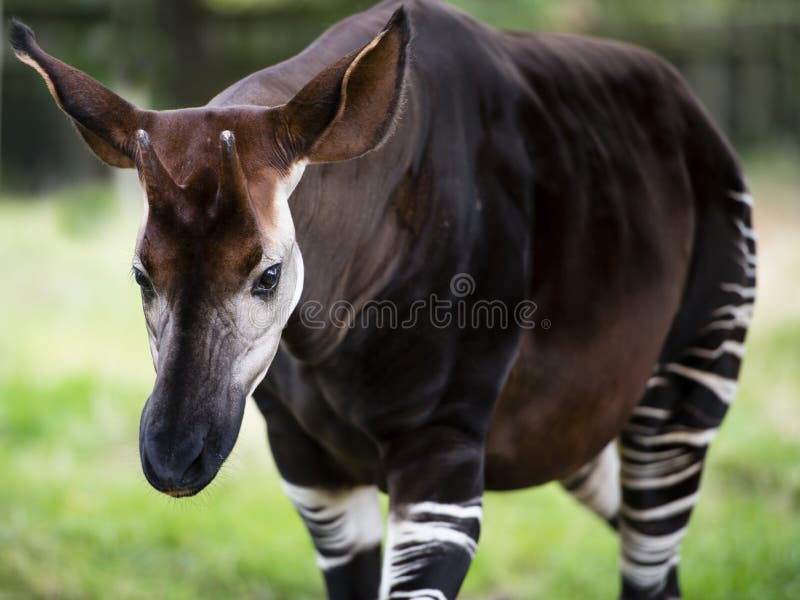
left=254, top=263, right=281, bottom=295
left=132, top=267, right=154, bottom=297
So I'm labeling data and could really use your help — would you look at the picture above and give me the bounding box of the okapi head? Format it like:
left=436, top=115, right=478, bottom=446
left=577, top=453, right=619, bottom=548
left=10, top=10, right=410, bottom=497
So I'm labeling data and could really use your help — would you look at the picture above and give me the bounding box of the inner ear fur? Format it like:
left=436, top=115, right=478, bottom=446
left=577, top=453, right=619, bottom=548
left=280, top=7, right=411, bottom=164
left=10, top=19, right=139, bottom=168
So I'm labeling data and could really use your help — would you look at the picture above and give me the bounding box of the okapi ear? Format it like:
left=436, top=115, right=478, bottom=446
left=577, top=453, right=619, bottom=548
left=281, top=7, right=410, bottom=164
left=10, top=19, right=139, bottom=168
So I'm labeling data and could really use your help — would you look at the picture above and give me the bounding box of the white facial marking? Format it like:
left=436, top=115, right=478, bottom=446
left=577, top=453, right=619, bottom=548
left=230, top=161, right=308, bottom=396
left=278, top=160, right=308, bottom=203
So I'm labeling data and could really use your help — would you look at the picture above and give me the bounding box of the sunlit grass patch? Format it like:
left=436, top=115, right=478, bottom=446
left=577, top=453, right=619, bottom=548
left=1, top=161, right=798, bottom=600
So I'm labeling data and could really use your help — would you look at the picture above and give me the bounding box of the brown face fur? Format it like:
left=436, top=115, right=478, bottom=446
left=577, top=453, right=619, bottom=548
left=132, top=111, right=287, bottom=302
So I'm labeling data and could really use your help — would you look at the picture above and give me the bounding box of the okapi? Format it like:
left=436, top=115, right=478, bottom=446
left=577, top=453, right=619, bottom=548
left=11, top=0, right=755, bottom=598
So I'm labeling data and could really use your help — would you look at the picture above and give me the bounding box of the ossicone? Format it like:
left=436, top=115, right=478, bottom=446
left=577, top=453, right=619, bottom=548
left=135, top=130, right=181, bottom=208
left=217, top=130, right=252, bottom=211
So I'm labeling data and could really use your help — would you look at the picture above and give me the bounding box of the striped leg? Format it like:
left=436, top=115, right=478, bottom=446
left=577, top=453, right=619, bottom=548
left=378, top=426, right=486, bottom=600
left=561, top=440, right=621, bottom=528
left=282, top=482, right=383, bottom=600
left=619, top=429, right=703, bottom=599
left=380, top=498, right=483, bottom=600
left=617, top=186, right=755, bottom=599
left=618, top=204, right=754, bottom=600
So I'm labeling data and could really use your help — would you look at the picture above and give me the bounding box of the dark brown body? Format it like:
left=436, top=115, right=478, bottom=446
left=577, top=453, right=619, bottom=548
left=213, top=0, right=711, bottom=492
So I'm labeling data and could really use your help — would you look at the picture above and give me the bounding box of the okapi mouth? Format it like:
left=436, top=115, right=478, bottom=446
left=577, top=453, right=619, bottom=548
left=164, top=488, right=201, bottom=498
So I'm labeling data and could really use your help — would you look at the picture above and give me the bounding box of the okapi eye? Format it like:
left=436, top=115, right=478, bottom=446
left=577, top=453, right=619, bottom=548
left=132, top=267, right=154, bottom=297
left=254, top=264, right=281, bottom=295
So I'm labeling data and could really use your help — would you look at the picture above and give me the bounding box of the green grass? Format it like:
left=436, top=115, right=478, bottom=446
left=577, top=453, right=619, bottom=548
left=0, top=159, right=798, bottom=599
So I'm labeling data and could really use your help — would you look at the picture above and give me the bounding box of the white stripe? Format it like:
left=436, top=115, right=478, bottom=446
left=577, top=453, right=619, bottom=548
left=316, top=553, right=356, bottom=571
left=380, top=501, right=482, bottom=598
left=563, top=442, right=620, bottom=520
left=621, top=491, right=700, bottom=521
left=665, top=363, right=738, bottom=404
left=712, top=303, right=754, bottom=320
left=620, top=553, right=680, bottom=590
left=407, top=500, right=483, bottom=522
left=704, top=302, right=753, bottom=331
left=390, top=590, right=448, bottom=600
left=622, top=525, right=688, bottom=562
left=622, top=452, right=695, bottom=479
left=729, top=191, right=753, bottom=207
left=685, top=340, right=745, bottom=360
left=733, top=218, right=757, bottom=241
left=738, top=262, right=757, bottom=279
left=633, top=405, right=672, bottom=420
left=647, top=376, right=668, bottom=389
left=282, top=482, right=382, bottom=572
left=620, top=446, right=685, bottom=462
left=622, top=460, right=703, bottom=490
left=621, top=525, right=686, bottom=592
left=720, top=283, right=756, bottom=299
left=390, top=520, right=478, bottom=558
left=703, top=316, right=751, bottom=333
left=631, top=428, right=718, bottom=447
left=734, top=239, right=758, bottom=266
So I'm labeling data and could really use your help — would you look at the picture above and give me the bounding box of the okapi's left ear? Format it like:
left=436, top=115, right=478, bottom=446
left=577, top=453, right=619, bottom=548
left=10, top=20, right=139, bottom=168
left=280, top=7, right=410, bottom=164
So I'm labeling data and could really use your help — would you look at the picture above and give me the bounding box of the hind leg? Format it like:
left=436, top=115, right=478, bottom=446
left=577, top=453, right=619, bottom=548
left=561, top=440, right=621, bottom=529
left=618, top=282, right=753, bottom=597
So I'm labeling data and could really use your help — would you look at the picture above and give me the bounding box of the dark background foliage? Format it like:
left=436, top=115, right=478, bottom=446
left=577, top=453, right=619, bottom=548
left=2, top=0, right=798, bottom=191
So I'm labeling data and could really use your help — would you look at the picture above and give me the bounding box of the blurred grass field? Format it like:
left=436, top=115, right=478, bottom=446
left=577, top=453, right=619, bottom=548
left=0, top=153, right=799, bottom=599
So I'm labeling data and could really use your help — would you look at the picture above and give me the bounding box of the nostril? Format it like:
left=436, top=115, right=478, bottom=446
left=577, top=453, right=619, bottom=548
left=179, top=442, right=206, bottom=486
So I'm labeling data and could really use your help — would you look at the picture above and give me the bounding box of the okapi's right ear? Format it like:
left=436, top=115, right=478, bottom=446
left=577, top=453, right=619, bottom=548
left=279, top=7, right=411, bottom=164
left=10, top=19, right=139, bottom=168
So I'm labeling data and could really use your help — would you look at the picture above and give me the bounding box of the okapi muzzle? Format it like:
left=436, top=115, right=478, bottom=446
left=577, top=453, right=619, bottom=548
left=11, top=11, right=409, bottom=497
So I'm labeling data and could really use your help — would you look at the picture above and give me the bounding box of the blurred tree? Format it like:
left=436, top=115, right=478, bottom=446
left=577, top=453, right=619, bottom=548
left=2, top=0, right=798, bottom=192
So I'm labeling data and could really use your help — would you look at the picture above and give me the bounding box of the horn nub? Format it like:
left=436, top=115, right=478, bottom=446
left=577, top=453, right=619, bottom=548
left=135, top=129, right=180, bottom=204
left=218, top=130, right=250, bottom=204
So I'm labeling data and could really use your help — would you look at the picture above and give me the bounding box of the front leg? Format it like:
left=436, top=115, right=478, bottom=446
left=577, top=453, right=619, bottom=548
left=380, top=428, right=485, bottom=600
left=282, top=482, right=383, bottom=600
left=254, top=370, right=383, bottom=600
